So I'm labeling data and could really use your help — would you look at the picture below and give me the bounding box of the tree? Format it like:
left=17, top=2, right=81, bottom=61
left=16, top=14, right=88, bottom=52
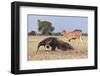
left=38, top=20, right=55, bottom=35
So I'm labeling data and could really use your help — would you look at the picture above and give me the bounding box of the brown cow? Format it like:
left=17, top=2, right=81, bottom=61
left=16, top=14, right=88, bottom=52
left=63, top=29, right=82, bottom=42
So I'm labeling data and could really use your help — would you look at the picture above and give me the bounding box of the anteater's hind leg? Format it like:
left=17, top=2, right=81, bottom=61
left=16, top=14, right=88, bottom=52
left=51, top=46, right=56, bottom=51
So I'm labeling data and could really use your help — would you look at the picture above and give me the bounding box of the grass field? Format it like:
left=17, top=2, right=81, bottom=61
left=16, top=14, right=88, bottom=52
left=28, top=36, right=88, bottom=61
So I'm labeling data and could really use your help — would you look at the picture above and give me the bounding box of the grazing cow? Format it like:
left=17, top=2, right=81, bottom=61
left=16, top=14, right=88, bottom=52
left=63, top=29, right=82, bottom=42
left=36, top=37, right=73, bottom=53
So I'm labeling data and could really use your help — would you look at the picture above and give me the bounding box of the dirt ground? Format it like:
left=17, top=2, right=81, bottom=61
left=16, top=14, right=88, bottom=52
left=28, top=36, right=88, bottom=61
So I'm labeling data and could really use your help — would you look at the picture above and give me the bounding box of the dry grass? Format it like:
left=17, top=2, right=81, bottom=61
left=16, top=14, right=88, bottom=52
left=28, top=36, right=88, bottom=61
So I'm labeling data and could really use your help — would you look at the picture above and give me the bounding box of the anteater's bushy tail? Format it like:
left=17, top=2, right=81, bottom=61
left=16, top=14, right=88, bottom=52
left=57, top=40, right=74, bottom=51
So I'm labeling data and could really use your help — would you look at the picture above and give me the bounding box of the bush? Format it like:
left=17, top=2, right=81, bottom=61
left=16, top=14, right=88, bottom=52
left=28, top=31, right=36, bottom=35
left=82, top=33, right=88, bottom=36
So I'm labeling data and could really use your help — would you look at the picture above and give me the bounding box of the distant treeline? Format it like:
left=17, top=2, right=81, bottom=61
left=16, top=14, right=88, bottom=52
left=28, top=31, right=62, bottom=36
left=28, top=31, right=87, bottom=36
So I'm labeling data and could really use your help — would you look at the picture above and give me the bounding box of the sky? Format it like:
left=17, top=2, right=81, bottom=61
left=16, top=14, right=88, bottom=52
left=27, top=15, right=88, bottom=33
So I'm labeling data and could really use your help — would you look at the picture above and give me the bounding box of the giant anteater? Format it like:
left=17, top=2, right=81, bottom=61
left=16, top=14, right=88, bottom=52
left=36, top=37, right=73, bottom=53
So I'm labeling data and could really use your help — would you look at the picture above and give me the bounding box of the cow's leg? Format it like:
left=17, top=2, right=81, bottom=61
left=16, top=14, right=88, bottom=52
left=69, top=38, right=71, bottom=42
left=79, top=32, right=83, bottom=42
left=80, top=36, right=82, bottom=42
left=69, top=39, right=70, bottom=42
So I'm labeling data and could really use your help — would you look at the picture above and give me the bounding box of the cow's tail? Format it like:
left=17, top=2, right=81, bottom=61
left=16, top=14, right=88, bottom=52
left=80, top=30, right=83, bottom=42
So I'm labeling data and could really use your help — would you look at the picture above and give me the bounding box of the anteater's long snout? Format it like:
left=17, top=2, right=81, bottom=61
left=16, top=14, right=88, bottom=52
left=36, top=43, right=41, bottom=54
left=36, top=42, right=45, bottom=54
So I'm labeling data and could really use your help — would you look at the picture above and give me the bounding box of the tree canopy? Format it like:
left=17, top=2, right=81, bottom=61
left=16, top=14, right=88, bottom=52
left=38, top=20, right=55, bottom=35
